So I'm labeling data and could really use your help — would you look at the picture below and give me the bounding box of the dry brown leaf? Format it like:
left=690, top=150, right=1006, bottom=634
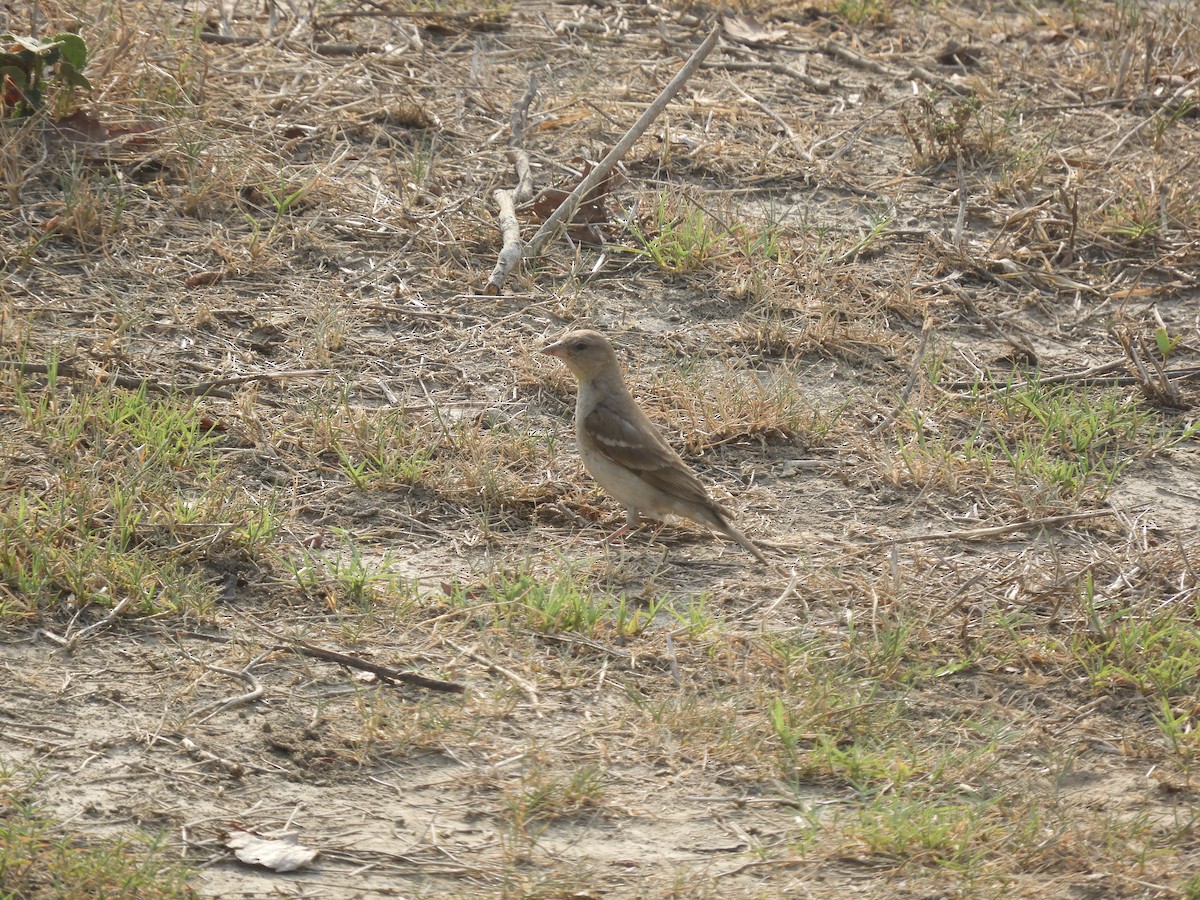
left=185, top=271, right=223, bottom=288
left=51, top=110, right=155, bottom=145
left=529, top=160, right=617, bottom=228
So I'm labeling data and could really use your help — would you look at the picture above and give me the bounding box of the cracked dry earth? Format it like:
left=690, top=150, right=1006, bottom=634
left=3, top=0, right=1200, bottom=897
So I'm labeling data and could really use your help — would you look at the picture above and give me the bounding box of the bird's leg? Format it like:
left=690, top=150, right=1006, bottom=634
left=604, top=508, right=641, bottom=543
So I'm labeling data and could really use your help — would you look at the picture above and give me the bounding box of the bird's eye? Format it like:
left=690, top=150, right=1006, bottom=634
left=573, top=342, right=588, bottom=351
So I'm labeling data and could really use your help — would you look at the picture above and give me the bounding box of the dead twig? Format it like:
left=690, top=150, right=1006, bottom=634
left=1114, top=326, right=1186, bottom=408
left=176, top=735, right=268, bottom=776
left=288, top=639, right=466, bottom=694
left=443, top=638, right=539, bottom=715
left=819, top=39, right=968, bottom=95
left=947, top=362, right=1200, bottom=395
left=0, top=359, right=324, bottom=406
left=484, top=189, right=522, bottom=295
left=249, top=619, right=464, bottom=693
left=739, top=567, right=802, bottom=620
left=35, top=628, right=69, bottom=646
left=707, top=59, right=832, bottom=95
left=723, top=77, right=800, bottom=148
left=1104, top=75, right=1200, bottom=162
left=197, top=32, right=397, bottom=56
left=195, top=654, right=269, bottom=724
left=159, top=624, right=466, bottom=695
left=953, top=149, right=967, bottom=246
left=945, top=361, right=1123, bottom=393
left=524, top=26, right=720, bottom=259
left=664, top=632, right=683, bottom=687
left=484, top=75, right=538, bottom=295
left=63, top=595, right=136, bottom=651
left=538, top=631, right=632, bottom=659
left=873, top=317, right=933, bottom=434
left=928, top=233, right=1104, bottom=297
left=508, top=74, right=538, bottom=205
left=173, top=369, right=330, bottom=394
left=865, top=511, right=1114, bottom=548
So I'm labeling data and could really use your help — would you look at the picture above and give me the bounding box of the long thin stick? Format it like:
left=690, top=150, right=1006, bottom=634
left=509, top=74, right=538, bottom=204
left=251, top=621, right=465, bottom=694
left=873, top=316, right=933, bottom=434
left=444, top=638, right=539, bottom=715
left=288, top=639, right=466, bottom=694
left=0, top=359, right=323, bottom=405
left=523, top=26, right=720, bottom=259
left=484, top=76, right=538, bottom=294
left=945, top=362, right=1200, bottom=395
left=864, top=510, right=1113, bottom=548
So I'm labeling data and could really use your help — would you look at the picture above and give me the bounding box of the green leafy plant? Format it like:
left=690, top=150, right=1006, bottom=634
left=1, top=32, right=91, bottom=118
left=1154, top=325, right=1183, bottom=360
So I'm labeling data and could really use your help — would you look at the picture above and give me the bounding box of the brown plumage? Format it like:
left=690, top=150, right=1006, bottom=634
left=541, top=329, right=768, bottom=565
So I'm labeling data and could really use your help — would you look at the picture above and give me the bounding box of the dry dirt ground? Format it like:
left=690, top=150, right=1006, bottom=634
left=2, top=0, right=1200, bottom=897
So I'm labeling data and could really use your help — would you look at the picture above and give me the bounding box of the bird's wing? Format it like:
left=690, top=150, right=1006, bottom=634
left=582, top=400, right=713, bottom=507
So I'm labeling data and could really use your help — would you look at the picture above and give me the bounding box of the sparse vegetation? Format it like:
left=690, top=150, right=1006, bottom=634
left=0, top=767, right=194, bottom=899
left=0, top=373, right=275, bottom=617
left=1, top=0, right=1198, bottom=896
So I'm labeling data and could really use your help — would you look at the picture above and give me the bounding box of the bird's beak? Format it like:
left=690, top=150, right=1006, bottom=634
left=541, top=339, right=567, bottom=359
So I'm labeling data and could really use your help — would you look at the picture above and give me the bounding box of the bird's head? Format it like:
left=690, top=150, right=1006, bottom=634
left=540, top=329, right=620, bottom=382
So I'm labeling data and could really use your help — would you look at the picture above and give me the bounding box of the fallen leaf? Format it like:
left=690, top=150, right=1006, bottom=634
left=51, top=110, right=156, bottom=145
left=225, top=830, right=318, bottom=873
left=528, top=160, right=616, bottom=227
left=1032, top=27, right=1072, bottom=44
left=531, top=186, right=609, bottom=227
left=197, top=415, right=228, bottom=433
left=185, top=271, right=223, bottom=287
left=721, top=12, right=787, bottom=46
left=567, top=223, right=604, bottom=246
left=935, top=42, right=983, bottom=68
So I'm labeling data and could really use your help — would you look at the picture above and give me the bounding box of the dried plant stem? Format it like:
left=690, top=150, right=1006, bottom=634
left=0, top=359, right=323, bottom=406
left=820, top=38, right=967, bottom=95
left=949, top=362, right=1200, bottom=395
left=865, top=511, right=1113, bottom=548
left=509, top=74, right=538, bottom=204
left=873, top=317, right=933, bottom=434
left=708, top=59, right=831, bottom=94
left=484, top=189, right=522, bottom=295
left=1115, top=326, right=1186, bottom=407
left=524, top=26, right=720, bottom=260
left=65, top=595, right=135, bottom=649
left=444, top=638, right=540, bottom=716
left=286, top=639, right=466, bottom=694
left=196, top=656, right=268, bottom=724
left=253, top=622, right=465, bottom=694
left=484, top=75, right=538, bottom=294
left=177, top=735, right=266, bottom=776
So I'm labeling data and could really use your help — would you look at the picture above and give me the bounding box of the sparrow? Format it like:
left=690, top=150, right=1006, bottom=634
left=541, top=329, right=768, bottom=564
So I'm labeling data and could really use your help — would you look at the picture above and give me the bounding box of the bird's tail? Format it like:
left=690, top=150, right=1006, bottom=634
left=716, top=515, right=769, bottom=565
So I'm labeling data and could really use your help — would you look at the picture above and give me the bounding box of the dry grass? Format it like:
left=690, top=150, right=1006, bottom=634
left=2, top=0, right=1199, bottom=896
